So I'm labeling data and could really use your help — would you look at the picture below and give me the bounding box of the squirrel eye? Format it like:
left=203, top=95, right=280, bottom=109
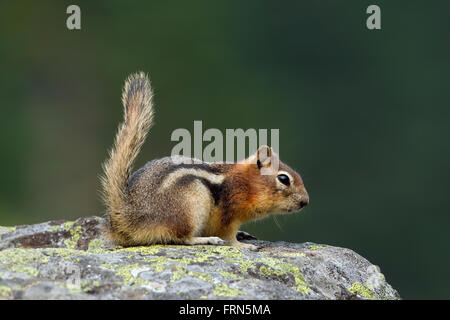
left=277, top=174, right=290, bottom=186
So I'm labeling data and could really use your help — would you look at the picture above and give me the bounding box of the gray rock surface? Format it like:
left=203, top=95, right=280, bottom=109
left=0, top=216, right=400, bottom=300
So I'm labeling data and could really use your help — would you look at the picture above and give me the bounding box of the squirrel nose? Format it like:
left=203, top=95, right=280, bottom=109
left=299, top=197, right=309, bottom=208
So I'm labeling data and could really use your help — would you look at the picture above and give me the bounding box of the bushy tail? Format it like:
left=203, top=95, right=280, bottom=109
left=101, top=72, right=154, bottom=235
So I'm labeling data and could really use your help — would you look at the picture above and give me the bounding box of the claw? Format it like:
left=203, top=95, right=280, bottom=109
left=236, top=230, right=258, bottom=241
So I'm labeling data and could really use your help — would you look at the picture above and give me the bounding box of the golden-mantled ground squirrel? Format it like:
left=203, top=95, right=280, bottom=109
left=101, top=72, right=309, bottom=250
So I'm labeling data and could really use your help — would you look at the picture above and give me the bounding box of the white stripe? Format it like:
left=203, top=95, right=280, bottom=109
left=158, top=168, right=225, bottom=192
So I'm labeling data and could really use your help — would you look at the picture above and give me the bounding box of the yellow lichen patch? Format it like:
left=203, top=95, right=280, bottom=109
left=80, top=280, right=101, bottom=293
left=101, top=253, right=216, bottom=287
left=0, top=286, right=12, bottom=297
left=47, top=225, right=63, bottom=232
left=0, top=248, right=48, bottom=276
left=43, top=247, right=87, bottom=262
left=199, top=245, right=243, bottom=258
left=237, top=256, right=310, bottom=294
left=143, top=256, right=169, bottom=273
left=145, top=255, right=213, bottom=283
left=140, top=246, right=234, bottom=268
left=170, top=265, right=191, bottom=282
left=64, top=226, right=82, bottom=249
left=280, top=251, right=307, bottom=257
left=217, top=270, right=244, bottom=280
left=213, top=283, right=245, bottom=297
left=188, top=245, right=243, bottom=265
left=87, top=238, right=109, bottom=253
left=347, top=282, right=376, bottom=299
left=116, top=246, right=161, bottom=256
left=188, top=272, right=213, bottom=284
left=101, top=263, right=148, bottom=286
left=43, top=240, right=311, bottom=296
left=308, top=245, right=326, bottom=250
left=142, top=245, right=311, bottom=294
left=63, top=221, right=75, bottom=230
left=171, top=265, right=213, bottom=283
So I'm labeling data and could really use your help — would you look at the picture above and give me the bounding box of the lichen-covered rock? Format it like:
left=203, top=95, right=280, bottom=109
left=0, top=216, right=400, bottom=300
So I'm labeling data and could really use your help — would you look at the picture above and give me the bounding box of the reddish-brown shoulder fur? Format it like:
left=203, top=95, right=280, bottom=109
left=219, top=163, right=268, bottom=225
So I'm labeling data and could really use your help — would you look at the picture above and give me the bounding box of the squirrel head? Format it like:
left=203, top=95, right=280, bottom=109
left=242, top=145, right=309, bottom=216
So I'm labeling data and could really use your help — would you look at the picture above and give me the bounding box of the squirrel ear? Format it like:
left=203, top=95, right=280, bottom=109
left=256, top=145, right=272, bottom=169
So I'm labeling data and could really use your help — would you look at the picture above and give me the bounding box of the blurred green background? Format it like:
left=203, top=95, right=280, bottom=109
left=1, top=0, right=449, bottom=299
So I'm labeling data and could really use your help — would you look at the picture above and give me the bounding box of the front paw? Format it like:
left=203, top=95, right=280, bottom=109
left=207, top=237, right=226, bottom=245
left=235, top=241, right=258, bottom=251
left=188, top=236, right=226, bottom=245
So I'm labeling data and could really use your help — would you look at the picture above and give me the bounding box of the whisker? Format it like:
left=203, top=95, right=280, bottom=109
left=273, top=215, right=282, bottom=230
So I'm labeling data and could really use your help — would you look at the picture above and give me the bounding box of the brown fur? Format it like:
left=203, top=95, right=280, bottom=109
left=101, top=72, right=309, bottom=248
